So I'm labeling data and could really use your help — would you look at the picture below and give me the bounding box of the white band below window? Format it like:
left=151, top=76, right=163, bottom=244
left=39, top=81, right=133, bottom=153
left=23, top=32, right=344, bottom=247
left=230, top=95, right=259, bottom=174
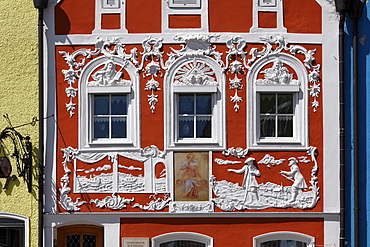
left=173, top=85, right=217, bottom=93
left=256, top=85, right=300, bottom=92
left=87, top=86, right=131, bottom=93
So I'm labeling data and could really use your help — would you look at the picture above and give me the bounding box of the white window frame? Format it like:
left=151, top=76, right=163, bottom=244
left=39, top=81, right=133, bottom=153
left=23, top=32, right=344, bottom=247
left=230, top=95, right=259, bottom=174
left=253, top=231, right=315, bottom=247
left=247, top=54, right=308, bottom=150
left=79, top=56, right=140, bottom=150
left=152, top=232, right=213, bottom=247
left=0, top=212, right=29, bottom=247
left=168, top=0, right=201, bottom=8
left=162, top=0, right=209, bottom=33
left=93, top=0, right=127, bottom=34
left=250, top=0, right=287, bottom=33
left=165, top=56, right=226, bottom=151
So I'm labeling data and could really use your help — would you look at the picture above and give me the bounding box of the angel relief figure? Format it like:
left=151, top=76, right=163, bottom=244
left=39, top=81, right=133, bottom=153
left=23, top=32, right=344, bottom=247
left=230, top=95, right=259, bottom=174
left=88, top=61, right=131, bottom=86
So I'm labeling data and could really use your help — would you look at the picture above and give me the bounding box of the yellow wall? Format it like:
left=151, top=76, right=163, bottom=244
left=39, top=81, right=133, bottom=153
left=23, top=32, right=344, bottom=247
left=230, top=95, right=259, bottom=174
left=0, top=0, right=39, bottom=246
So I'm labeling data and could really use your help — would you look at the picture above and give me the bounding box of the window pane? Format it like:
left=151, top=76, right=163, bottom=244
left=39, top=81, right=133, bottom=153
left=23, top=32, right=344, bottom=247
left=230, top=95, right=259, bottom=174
left=66, top=234, right=80, bottom=247
left=94, top=95, right=109, bottom=115
left=111, top=95, right=127, bottom=115
left=111, top=117, right=127, bottom=138
left=277, top=94, right=293, bottom=114
left=160, top=240, right=206, bottom=247
left=278, top=116, right=293, bottom=137
left=196, top=116, right=211, bottom=138
left=196, top=94, right=212, bottom=114
left=179, top=116, right=194, bottom=138
left=179, top=95, right=194, bottom=114
left=260, top=94, right=276, bottom=113
left=261, top=240, right=307, bottom=247
left=83, top=234, right=96, bottom=247
left=0, top=228, right=23, bottom=247
left=260, top=115, right=275, bottom=137
left=94, top=117, right=109, bottom=138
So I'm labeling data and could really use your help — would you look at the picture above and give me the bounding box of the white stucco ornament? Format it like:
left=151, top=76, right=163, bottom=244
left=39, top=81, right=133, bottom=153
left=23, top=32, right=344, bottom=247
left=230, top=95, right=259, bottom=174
left=212, top=147, right=320, bottom=211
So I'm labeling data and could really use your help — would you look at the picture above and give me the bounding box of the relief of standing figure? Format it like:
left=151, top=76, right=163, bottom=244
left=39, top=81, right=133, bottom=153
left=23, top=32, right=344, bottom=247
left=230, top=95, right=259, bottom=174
left=228, top=157, right=260, bottom=204
left=279, top=157, right=308, bottom=203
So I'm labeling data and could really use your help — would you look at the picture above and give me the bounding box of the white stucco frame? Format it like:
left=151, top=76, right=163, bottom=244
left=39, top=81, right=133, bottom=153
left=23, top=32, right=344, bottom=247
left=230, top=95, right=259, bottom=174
left=253, top=231, right=315, bottom=247
left=164, top=56, right=226, bottom=151
left=247, top=53, right=309, bottom=150
left=78, top=56, right=140, bottom=151
left=152, top=232, right=213, bottom=247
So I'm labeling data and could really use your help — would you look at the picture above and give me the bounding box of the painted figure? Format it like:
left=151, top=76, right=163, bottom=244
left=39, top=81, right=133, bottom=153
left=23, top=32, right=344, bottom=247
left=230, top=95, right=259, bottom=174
left=179, top=153, right=203, bottom=199
left=280, top=157, right=308, bottom=203
left=227, top=157, right=260, bottom=204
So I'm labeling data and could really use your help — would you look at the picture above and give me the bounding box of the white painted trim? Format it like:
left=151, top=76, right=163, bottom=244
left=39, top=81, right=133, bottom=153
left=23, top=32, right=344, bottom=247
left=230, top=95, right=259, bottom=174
left=78, top=56, right=140, bottom=150
left=152, top=232, right=213, bottom=247
left=50, top=33, right=323, bottom=46
left=93, top=0, right=128, bottom=34
left=0, top=212, right=29, bottom=247
left=247, top=53, right=308, bottom=150
left=164, top=56, right=226, bottom=150
left=250, top=0, right=287, bottom=33
left=253, top=231, right=315, bottom=247
left=162, top=0, right=209, bottom=33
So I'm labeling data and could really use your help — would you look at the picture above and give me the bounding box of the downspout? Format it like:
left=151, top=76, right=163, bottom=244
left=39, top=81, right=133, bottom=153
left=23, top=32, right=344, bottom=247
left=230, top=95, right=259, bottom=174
left=32, top=0, right=48, bottom=247
left=336, top=6, right=346, bottom=247
left=348, top=1, right=364, bottom=247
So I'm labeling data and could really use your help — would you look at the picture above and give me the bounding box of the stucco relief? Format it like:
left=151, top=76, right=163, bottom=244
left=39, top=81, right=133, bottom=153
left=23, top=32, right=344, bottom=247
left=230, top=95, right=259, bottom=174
left=211, top=147, right=320, bottom=211
left=59, top=145, right=168, bottom=211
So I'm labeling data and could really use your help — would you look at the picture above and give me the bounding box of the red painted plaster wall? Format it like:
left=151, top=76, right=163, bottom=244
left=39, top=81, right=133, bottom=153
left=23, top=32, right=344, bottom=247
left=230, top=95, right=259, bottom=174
left=120, top=217, right=324, bottom=247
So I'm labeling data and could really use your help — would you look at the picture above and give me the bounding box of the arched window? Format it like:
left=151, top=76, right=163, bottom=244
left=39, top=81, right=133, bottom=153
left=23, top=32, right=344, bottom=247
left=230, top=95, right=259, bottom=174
left=78, top=56, right=140, bottom=150
left=165, top=56, right=226, bottom=150
left=57, top=224, right=104, bottom=247
left=152, top=232, right=213, bottom=247
left=247, top=54, right=308, bottom=150
left=0, top=212, right=28, bottom=247
left=253, top=232, right=315, bottom=247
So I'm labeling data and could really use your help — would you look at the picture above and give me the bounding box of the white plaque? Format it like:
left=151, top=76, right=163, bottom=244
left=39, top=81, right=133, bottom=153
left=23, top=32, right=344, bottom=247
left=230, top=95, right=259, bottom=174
left=122, top=238, right=150, bottom=247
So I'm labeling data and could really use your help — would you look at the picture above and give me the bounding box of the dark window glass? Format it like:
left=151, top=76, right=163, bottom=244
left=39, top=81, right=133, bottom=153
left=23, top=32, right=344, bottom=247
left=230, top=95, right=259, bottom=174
left=260, top=93, right=294, bottom=138
left=160, top=240, right=206, bottom=247
left=178, top=94, right=212, bottom=139
left=93, top=94, right=127, bottom=139
left=261, top=240, right=307, bottom=247
left=66, top=235, right=80, bottom=247
left=83, top=234, right=97, bottom=247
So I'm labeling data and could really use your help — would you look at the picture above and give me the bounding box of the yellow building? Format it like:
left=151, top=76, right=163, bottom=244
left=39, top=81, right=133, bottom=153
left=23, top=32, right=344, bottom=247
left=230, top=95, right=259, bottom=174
left=0, top=0, right=40, bottom=246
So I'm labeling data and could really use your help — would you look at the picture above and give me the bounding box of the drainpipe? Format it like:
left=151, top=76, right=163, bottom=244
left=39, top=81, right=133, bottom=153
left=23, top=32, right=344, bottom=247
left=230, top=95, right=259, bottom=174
left=32, top=0, right=48, bottom=247
left=334, top=1, right=347, bottom=246
left=348, top=1, right=365, bottom=247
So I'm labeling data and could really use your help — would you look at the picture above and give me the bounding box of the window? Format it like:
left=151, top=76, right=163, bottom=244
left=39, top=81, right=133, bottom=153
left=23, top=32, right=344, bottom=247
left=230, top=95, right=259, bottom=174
left=152, top=232, right=212, bottom=247
left=0, top=218, right=24, bottom=247
left=102, top=0, right=119, bottom=9
left=247, top=55, right=308, bottom=150
left=259, top=93, right=294, bottom=138
left=165, top=57, right=225, bottom=150
left=79, top=57, right=139, bottom=150
left=177, top=94, right=212, bottom=139
left=253, top=232, right=315, bottom=247
left=57, top=225, right=103, bottom=247
left=92, top=94, right=127, bottom=140
left=168, top=0, right=201, bottom=8
left=0, top=214, right=28, bottom=247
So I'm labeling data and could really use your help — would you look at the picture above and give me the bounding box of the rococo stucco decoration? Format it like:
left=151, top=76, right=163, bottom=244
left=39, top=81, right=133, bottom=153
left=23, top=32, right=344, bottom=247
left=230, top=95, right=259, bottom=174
left=60, top=35, right=321, bottom=117
left=211, top=146, right=320, bottom=211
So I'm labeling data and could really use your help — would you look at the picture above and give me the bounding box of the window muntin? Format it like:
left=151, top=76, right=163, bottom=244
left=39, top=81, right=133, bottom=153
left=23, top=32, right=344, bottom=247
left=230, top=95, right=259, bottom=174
left=0, top=219, right=24, bottom=247
left=178, top=94, right=212, bottom=139
left=92, top=94, right=127, bottom=140
left=259, top=93, right=294, bottom=138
